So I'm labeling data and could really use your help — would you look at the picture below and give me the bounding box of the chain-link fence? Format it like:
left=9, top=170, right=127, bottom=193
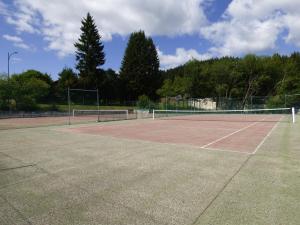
left=1, top=92, right=299, bottom=123
left=136, top=94, right=300, bottom=112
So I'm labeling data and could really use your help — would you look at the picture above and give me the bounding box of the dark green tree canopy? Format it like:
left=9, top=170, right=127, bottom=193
left=159, top=53, right=300, bottom=108
left=120, top=30, right=160, bottom=100
left=58, top=67, right=78, bottom=88
left=0, top=71, right=50, bottom=110
left=74, top=12, right=105, bottom=88
left=19, top=69, right=53, bottom=86
left=100, top=69, right=120, bottom=101
left=1, top=51, right=300, bottom=111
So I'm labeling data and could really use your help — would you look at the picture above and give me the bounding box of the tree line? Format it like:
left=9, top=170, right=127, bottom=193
left=0, top=13, right=300, bottom=111
left=160, top=53, right=300, bottom=108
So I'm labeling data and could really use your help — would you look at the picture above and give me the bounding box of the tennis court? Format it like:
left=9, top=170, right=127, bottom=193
left=67, top=110, right=291, bottom=154
left=0, top=109, right=299, bottom=225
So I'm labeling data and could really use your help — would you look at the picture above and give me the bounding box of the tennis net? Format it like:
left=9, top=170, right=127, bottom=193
left=153, top=107, right=296, bottom=123
left=72, top=109, right=133, bottom=122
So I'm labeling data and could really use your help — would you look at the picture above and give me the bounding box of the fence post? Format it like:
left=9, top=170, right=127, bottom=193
left=68, top=87, right=71, bottom=125
left=285, top=94, right=287, bottom=107
left=292, top=107, right=295, bottom=123
left=165, top=96, right=168, bottom=110
left=97, top=89, right=100, bottom=122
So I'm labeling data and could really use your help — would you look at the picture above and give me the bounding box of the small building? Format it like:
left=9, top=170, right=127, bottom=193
left=188, top=98, right=216, bottom=110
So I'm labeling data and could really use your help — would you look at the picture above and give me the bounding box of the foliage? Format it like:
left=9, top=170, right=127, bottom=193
left=0, top=77, right=9, bottom=109
left=58, top=67, right=78, bottom=88
left=266, top=95, right=285, bottom=108
left=19, top=70, right=53, bottom=85
left=16, top=70, right=55, bottom=104
left=157, top=79, right=175, bottom=97
left=9, top=72, right=50, bottom=110
left=2, top=50, right=300, bottom=111
left=74, top=12, right=105, bottom=88
left=54, top=67, right=78, bottom=101
left=159, top=53, right=300, bottom=108
left=157, top=76, right=191, bottom=98
left=137, top=95, right=153, bottom=109
left=37, top=103, right=134, bottom=112
left=101, top=69, right=120, bottom=101
left=120, top=31, right=160, bottom=100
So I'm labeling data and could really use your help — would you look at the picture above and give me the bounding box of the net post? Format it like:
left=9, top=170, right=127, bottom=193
left=292, top=107, right=295, bottom=123
left=72, top=109, right=75, bottom=117
left=152, top=109, right=155, bottom=120
left=126, top=110, right=129, bottom=120
left=68, top=87, right=71, bottom=125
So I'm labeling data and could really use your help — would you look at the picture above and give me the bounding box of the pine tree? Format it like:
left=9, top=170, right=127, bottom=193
left=74, top=13, right=105, bottom=88
left=120, top=31, right=160, bottom=100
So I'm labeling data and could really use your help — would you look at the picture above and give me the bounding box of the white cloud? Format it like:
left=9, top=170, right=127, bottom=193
left=3, top=34, right=30, bottom=49
left=4, top=0, right=300, bottom=61
left=14, top=42, right=30, bottom=50
left=158, top=0, right=300, bottom=68
left=201, top=0, right=300, bottom=56
left=284, top=14, right=300, bottom=47
left=5, top=1, right=40, bottom=34
left=158, top=48, right=211, bottom=69
left=3, top=34, right=22, bottom=42
left=202, top=16, right=283, bottom=56
left=5, top=0, right=209, bottom=57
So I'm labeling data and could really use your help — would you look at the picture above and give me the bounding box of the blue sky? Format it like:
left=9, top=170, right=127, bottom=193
left=1, top=0, right=300, bottom=80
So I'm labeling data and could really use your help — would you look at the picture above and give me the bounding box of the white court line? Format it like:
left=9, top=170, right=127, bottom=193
left=200, top=146, right=252, bottom=155
left=251, top=116, right=284, bottom=155
left=201, top=117, right=267, bottom=149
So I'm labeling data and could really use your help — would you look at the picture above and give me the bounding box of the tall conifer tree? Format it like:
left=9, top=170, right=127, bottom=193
left=120, top=31, right=160, bottom=100
left=74, top=13, right=105, bottom=88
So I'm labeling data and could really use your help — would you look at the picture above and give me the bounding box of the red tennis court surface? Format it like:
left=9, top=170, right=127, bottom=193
left=67, top=114, right=284, bottom=154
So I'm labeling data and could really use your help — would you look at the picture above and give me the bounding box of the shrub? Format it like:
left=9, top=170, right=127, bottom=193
left=266, top=95, right=285, bottom=108
left=137, top=95, right=153, bottom=109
